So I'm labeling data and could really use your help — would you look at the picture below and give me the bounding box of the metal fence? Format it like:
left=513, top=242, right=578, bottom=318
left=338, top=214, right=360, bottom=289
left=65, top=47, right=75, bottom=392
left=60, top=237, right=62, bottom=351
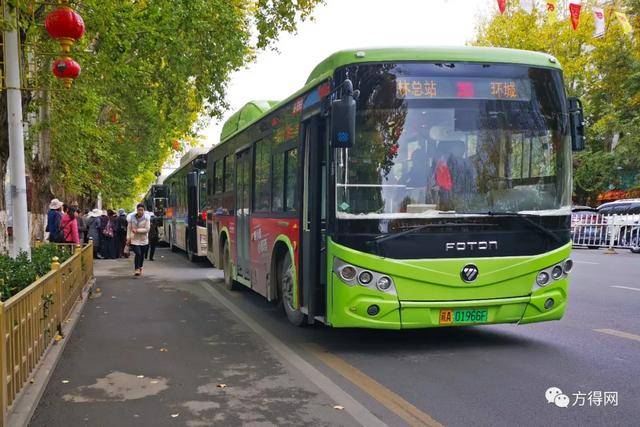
left=0, top=243, right=94, bottom=425
left=571, top=213, right=640, bottom=251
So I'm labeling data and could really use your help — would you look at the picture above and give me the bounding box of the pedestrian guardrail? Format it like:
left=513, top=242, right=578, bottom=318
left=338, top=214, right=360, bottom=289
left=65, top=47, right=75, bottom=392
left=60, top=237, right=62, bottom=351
left=0, top=243, right=94, bottom=425
left=571, top=213, right=640, bottom=252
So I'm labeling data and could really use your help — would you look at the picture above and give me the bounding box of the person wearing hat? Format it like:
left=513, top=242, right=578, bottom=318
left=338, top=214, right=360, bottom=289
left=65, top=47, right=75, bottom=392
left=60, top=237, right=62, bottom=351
left=46, top=198, right=64, bottom=242
left=86, top=208, right=103, bottom=258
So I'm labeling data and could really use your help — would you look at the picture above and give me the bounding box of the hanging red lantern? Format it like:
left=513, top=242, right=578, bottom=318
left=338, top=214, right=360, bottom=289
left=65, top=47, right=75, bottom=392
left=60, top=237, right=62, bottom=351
left=497, top=0, right=508, bottom=14
left=45, top=4, right=85, bottom=53
left=52, top=57, right=81, bottom=89
left=569, top=2, right=582, bottom=30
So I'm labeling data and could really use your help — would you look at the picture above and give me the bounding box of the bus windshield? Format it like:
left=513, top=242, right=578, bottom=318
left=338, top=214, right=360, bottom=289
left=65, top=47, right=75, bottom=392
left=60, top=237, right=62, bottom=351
left=335, top=63, right=572, bottom=219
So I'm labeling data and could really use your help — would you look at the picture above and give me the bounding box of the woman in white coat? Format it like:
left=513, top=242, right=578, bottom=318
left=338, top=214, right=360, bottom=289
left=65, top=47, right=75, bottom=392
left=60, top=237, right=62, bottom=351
left=127, top=203, right=150, bottom=276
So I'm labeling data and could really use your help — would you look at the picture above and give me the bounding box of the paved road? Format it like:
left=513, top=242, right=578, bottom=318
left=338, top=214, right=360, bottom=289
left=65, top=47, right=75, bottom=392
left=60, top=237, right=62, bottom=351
left=31, top=247, right=640, bottom=426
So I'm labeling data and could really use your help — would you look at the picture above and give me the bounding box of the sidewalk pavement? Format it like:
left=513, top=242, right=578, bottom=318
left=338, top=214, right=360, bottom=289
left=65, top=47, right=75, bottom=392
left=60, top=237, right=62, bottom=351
left=29, top=248, right=357, bottom=426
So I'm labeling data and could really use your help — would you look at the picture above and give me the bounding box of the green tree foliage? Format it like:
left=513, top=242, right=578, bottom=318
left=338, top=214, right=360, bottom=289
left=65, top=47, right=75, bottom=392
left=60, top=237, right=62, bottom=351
left=13, top=0, right=322, bottom=209
left=473, top=0, right=640, bottom=204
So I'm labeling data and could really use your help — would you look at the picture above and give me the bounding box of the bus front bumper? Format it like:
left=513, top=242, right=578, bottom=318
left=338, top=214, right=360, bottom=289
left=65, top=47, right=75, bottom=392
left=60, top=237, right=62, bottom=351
left=329, top=273, right=568, bottom=329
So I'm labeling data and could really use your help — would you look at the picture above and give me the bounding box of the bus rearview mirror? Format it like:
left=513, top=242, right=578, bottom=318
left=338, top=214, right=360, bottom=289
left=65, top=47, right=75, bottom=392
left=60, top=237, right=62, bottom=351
left=568, top=97, right=585, bottom=151
left=331, top=94, right=356, bottom=149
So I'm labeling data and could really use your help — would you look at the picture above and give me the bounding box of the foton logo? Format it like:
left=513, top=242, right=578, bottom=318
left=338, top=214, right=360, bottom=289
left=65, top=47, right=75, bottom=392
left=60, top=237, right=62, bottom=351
left=445, top=241, right=498, bottom=251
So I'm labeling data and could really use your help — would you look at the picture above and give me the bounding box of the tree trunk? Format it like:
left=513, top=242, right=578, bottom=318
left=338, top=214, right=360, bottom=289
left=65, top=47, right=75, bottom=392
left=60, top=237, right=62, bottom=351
left=29, top=90, right=53, bottom=241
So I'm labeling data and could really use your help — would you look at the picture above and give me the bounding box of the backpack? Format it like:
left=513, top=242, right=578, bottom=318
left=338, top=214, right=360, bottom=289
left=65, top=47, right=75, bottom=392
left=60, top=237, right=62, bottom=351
left=102, top=220, right=114, bottom=238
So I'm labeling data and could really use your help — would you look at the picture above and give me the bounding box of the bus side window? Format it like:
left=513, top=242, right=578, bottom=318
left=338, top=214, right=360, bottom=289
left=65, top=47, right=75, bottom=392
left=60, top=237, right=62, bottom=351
left=285, top=148, right=298, bottom=212
left=272, top=152, right=284, bottom=211
left=223, top=155, right=234, bottom=192
left=214, top=160, right=223, bottom=194
left=255, top=139, right=272, bottom=211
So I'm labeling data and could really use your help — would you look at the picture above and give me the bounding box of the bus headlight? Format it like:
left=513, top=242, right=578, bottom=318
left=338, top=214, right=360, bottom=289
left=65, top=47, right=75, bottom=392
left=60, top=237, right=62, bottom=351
left=333, top=258, right=396, bottom=295
left=551, top=265, right=563, bottom=280
left=563, top=259, right=573, bottom=273
left=376, top=276, right=392, bottom=291
left=358, top=271, right=373, bottom=285
left=536, top=271, right=550, bottom=286
left=340, top=265, right=357, bottom=282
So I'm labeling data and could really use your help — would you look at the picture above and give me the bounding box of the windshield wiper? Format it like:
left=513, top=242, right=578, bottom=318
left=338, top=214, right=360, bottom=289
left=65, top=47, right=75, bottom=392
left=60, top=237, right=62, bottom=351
left=464, top=211, right=561, bottom=243
left=370, top=222, right=494, bottom=246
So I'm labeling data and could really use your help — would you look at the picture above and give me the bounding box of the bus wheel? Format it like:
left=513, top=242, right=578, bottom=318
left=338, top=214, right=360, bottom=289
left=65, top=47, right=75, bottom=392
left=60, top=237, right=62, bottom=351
left=279, top=253, right=306, bottom=327
left=222, top=241, right=237, bottom=290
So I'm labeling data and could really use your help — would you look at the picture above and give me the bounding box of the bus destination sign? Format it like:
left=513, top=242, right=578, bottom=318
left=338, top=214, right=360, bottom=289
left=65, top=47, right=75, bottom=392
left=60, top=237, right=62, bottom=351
left=396, top=77, right=531, bottom=101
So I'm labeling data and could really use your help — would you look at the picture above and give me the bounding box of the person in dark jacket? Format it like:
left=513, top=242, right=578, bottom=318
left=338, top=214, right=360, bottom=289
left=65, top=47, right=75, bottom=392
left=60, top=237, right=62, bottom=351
left=45, top=198, right=64, bottom=242
left=116, top=209, right=129, bottom=257
left=71, top=202, right=87, bottom=244
left=86, top=209, right=102, bottom=257
left=148, top=216, right=159, bottom=261
left=99, top=210, right=112, bottom=258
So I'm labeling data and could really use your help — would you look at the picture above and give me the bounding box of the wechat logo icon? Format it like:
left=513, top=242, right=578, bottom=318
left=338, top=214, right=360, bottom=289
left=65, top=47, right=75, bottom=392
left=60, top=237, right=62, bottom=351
left=546, top=387, right=570, bottom=408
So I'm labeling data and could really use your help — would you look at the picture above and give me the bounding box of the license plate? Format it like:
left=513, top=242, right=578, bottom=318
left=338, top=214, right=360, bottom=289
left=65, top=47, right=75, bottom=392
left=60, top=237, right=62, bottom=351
left=439, top=308, right=488, bottom=325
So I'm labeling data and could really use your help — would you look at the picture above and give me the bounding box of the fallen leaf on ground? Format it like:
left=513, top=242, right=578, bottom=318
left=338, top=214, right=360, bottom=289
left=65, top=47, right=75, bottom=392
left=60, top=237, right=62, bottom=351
left=170, top=413, right=179, bottom=418
left=216, top=384, right=227, bottom=389
left=54, top=335, right=63, bottom=342
left=61, top=380, right=69, bottom=384
left=30, top=379, right=35, bottom=384
left=333, top=405, right=344, bottom=410
left=159, top=348, right=168, bottom=352
left=95, top=288, right=101, bottom=292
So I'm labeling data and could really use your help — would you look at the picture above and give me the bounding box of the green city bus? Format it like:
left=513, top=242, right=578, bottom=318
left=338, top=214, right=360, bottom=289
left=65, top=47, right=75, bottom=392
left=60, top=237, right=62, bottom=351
left=205, top=47, right=585, bottom=329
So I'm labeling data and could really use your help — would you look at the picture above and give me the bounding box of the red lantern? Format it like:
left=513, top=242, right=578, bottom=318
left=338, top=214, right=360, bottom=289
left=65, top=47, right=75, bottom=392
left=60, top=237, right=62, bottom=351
left=45, top=5, right=85, bottom=53
left=172, top=140, right=181, bottom=151
left=52, top=57, right=81, bottom=89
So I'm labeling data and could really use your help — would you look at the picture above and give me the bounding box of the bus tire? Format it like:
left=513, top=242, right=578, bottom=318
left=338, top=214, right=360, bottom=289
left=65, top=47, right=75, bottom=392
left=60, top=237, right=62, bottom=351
left=222, top=241, right=237, bottom=290
left=278, top=253, right=306, bottom=327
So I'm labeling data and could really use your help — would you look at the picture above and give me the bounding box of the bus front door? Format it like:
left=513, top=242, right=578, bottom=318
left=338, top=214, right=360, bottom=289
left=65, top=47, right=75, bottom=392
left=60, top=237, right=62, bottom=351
left=302, top=117, right=326, bottom=323
left=235, top=148, right=252, bottom=280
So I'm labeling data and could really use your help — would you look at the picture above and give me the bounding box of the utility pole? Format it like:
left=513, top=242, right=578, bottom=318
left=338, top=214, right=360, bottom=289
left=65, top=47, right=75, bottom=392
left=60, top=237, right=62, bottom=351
left=3, top=1, right=30, bottom=258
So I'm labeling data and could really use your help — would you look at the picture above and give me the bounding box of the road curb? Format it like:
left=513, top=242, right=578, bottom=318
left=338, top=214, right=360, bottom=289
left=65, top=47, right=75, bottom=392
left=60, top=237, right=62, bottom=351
left=7, top=278, right=95, bottom=427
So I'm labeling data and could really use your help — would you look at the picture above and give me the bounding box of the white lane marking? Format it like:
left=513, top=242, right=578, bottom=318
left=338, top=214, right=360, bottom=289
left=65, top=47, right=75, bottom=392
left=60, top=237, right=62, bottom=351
left=574, top=261, right=599, bottom=265
left=611, top=285, right=640, bottom=292
left=594, top=328, right=640, bottom=343
left=200, top=281, right=387, bottom=427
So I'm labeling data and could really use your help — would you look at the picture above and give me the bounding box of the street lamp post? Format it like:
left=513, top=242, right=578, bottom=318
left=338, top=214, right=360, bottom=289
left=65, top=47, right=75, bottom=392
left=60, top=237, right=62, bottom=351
left=3, top=1, right=30, bottom=258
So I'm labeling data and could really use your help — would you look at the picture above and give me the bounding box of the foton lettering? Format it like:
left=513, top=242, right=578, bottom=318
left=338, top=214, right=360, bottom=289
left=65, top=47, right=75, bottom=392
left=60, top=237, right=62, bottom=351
left=445, top=241, right=498, bottom=251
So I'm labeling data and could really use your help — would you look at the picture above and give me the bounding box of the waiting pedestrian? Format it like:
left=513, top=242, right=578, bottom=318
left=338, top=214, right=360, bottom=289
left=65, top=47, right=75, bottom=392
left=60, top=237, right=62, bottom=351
left=86, top=209, right=102, bottom=258
left=60, top=207, right=80, bottom=244
left=148, top=216, right=159, bottom=261
left=117, top=209, right=129, bottom=257
left=128, top=203, right=150, bottom=276
left=45, top=198, right=64, bottom=242
left=72, top=202, right=87, bottom=244
left=100, top=210, right=114, bottom=259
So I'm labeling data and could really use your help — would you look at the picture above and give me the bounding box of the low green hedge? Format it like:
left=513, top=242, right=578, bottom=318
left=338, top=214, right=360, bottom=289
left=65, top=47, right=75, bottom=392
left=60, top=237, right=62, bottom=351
left=0, top=244, right=73, bottom=301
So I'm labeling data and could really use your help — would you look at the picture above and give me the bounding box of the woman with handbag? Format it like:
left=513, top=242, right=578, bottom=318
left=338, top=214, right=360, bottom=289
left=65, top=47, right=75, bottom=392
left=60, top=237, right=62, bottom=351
left=127, top=203, right=150, bottom=276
